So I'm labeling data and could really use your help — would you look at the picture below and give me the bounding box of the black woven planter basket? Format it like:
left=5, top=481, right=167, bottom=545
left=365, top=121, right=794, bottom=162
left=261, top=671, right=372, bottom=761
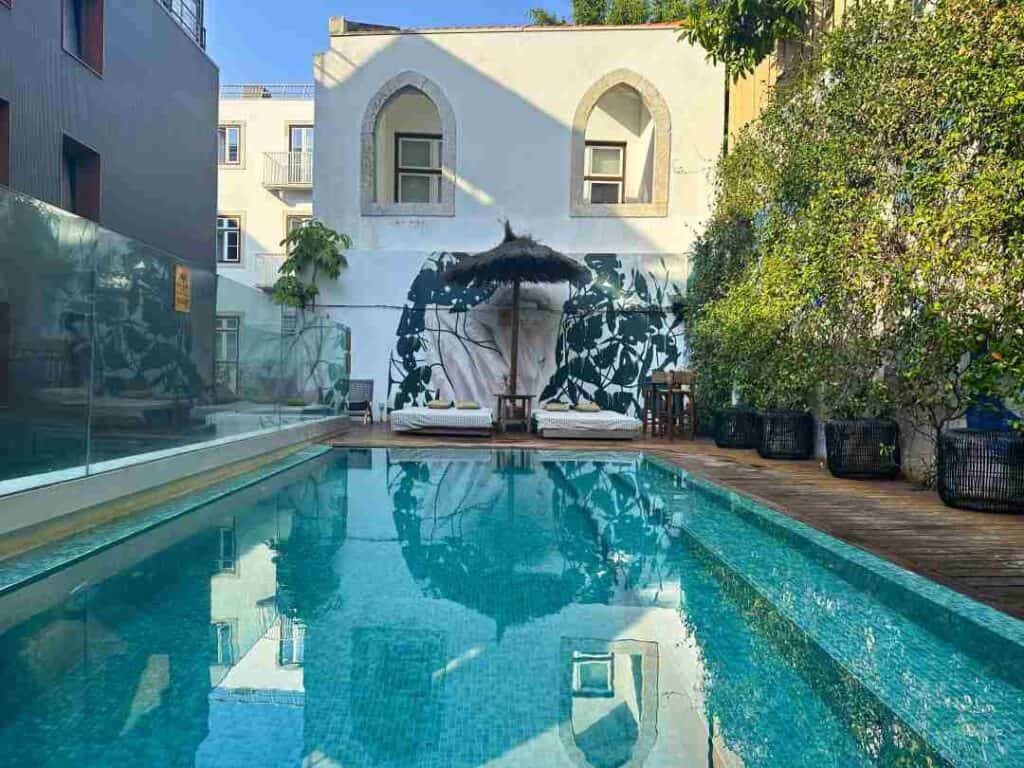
left=938, top=429, right=1024, bottom=513
left=758, top=410, right=814, bottom=460
left=825, top=419, right=901, bottom=480
left=714, top=408, right=762, bottom=449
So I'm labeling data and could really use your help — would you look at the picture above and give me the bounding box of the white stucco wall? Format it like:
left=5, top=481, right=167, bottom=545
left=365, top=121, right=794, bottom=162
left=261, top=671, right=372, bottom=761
left=312, top=25, right=722, bottom=409
left=315, top=25, right=721, bottom=254
left=217, top=96, right=314, bottom=290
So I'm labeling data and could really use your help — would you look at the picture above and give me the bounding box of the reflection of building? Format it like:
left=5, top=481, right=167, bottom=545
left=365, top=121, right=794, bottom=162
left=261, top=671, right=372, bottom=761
left=298, top=452, right=727, bottom=767
left=312, top=21, right=722, bottom=406
left=197, top=458, right=349, bottom=768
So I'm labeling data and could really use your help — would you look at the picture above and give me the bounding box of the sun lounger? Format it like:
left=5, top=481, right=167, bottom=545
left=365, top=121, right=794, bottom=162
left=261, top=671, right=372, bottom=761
left=533, top=409, right=641, bottom=440
left=390, top=406, right=494, bottom=436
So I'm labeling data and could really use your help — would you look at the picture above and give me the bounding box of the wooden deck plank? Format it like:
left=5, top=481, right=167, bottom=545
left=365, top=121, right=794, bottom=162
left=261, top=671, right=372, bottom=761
left=327, top=423, right=1024, bottom=620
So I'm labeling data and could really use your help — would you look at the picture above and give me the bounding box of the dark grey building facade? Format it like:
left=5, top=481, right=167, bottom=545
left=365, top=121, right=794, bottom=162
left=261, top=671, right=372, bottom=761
left=0, top=0, right=217, bottom=266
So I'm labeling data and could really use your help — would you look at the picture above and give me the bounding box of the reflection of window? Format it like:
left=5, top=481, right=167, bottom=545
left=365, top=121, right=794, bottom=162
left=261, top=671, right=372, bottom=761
left=395, top=133, right=442, bottom=204
left=572, top=653, right=614, bottom=697
left=278, top=616, right=306, bottom=666
left=584, top=142, right=625, bottom=204
left=217, top=525, right=236, bottom=573
left=217, top=215, right=241, bottom=263
left=212, top=622, right=236, bottom=666
left=215, top=317, right=240, bottom=395
left=218, top=125, right=242, bottom=165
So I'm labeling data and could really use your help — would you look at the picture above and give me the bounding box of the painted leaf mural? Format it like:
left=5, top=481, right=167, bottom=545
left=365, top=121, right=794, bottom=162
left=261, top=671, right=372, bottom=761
left=388, top=252, right=687, bottom=414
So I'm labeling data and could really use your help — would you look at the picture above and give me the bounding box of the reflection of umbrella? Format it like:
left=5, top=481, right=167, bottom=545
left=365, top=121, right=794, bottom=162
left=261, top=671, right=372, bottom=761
left=446, top=222, right=590, bottom=394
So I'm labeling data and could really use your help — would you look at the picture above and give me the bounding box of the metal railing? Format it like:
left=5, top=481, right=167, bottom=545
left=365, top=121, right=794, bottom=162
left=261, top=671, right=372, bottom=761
left=263, top=152, right=313, bottom=188
left=220, top=84, right=315, bottom=100
left=159, top=0, right=206, bottom=48
left=255, top=253, right=287, bottom=289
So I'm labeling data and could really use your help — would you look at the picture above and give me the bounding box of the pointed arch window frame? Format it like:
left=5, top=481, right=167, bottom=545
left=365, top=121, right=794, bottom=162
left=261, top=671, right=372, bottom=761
left=570, top=69, right=671, bottom=218
left=361, top=71, right=457, bottom=217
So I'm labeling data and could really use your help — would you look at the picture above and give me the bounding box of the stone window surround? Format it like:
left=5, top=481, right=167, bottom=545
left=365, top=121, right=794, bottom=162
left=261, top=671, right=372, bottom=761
left=570, top=69, right=671, bottom=219
left=361, top=71, right=456, bottom=217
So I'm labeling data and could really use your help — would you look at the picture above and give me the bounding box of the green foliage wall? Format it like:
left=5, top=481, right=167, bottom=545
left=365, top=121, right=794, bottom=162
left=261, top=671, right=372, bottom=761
left=687, top=0, right=1024, bottom=440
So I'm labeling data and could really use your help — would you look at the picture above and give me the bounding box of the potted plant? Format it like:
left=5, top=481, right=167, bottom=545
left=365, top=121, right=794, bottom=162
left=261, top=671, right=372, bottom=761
left=713, top=405, right=762, bottom=449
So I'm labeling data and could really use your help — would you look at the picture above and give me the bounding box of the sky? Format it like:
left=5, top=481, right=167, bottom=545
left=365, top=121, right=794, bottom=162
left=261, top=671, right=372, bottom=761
left=206, top=1, right=575, bottom=83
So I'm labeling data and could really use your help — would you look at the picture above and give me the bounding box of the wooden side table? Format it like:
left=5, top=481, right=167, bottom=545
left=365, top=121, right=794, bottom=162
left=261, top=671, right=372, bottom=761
left=494, top=393, right=535, bottom=432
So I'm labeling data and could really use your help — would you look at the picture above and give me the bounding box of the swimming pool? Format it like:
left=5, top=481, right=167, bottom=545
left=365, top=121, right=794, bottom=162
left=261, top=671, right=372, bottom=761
left=0, top=447, right=1021, bottom=767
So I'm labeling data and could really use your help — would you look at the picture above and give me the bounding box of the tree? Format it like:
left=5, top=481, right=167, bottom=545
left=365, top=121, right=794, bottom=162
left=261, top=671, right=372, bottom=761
left=681, top=0, right=811, bottom=79
left=573, top=0, right=609, bottom=25
left=607, top=0, right=649, bottom=24
left=649, top=0, right=687, bottom=22
left=271, top=219, right=351, bottom=310
left=527, top=7, right=568, bottom=24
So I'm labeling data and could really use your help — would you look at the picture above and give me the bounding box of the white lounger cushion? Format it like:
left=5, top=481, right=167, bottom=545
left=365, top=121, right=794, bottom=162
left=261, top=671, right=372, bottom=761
left=533, top=409, right=641, bottom=434
left=390, top=407, right=494, bottom=432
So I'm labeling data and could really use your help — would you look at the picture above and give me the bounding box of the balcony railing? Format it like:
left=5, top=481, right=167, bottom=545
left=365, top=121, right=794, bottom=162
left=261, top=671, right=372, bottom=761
left=255, top=253, right=287, bottom=290
left=264, top=152, right=313, bottom=189
left=159, top=0, right=206, bottom=49
left=220, top=84, right=315, bottom=100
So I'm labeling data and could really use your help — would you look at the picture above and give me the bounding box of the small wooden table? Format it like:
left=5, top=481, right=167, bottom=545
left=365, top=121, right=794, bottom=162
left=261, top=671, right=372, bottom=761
left=494, top=393, right=535, bottom=432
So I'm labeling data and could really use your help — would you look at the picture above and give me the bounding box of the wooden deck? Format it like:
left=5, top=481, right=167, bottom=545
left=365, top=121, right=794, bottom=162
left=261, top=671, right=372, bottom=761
left=328, top=423, right=1024, bottom=620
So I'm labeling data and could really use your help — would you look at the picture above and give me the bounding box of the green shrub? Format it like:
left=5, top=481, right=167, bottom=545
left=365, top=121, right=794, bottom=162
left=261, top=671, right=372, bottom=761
left=688, top=0, right=1024, bottom=442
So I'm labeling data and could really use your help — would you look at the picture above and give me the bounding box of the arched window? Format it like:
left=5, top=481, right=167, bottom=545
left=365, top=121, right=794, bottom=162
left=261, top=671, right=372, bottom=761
left=361, top=72, right=456, bottom=217
left=571, top=70, right=670, bottom=218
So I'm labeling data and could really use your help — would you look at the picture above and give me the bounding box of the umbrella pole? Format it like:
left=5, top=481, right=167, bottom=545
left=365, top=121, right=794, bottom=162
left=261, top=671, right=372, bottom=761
left=509, top=278, right=521, bottom=396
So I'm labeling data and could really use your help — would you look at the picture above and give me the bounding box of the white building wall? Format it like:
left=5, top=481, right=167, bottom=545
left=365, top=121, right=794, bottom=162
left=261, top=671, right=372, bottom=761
left=314, top=24, right=724, bottom=411
left=217, top=95, right=315, bottom=290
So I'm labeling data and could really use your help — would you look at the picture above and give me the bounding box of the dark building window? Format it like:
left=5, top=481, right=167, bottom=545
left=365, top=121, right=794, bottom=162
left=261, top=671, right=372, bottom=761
left=62, top=136, right=101, bottom=221
left=63, top=0, right=104, bottom=74
left=0, top=99, right=9, bottom=187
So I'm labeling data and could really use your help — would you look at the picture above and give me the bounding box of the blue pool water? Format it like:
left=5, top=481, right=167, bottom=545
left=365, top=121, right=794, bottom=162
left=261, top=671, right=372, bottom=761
left=0, top=448, right=1021, bottom=768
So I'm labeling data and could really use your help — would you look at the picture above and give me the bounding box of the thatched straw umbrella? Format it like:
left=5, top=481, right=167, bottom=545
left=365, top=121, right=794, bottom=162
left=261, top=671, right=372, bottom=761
left=446, top=222, right=590, bottom=394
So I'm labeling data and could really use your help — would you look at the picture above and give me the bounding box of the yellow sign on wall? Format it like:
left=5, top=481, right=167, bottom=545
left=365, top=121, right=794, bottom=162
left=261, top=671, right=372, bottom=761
left=174, top=265, right=191, bottom=313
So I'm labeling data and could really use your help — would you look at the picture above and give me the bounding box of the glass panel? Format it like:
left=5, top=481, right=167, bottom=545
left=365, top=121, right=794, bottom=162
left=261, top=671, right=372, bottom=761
left=0, top=190, right=93, bottom=485
left=0, top=187, right=351, bottom=498
left=399, top=174, right=433, bottom=203
left=399, top=139, right=433, bottom=170
left=589, top=181, right=621, bottom=204
left=590, top=146, right=623, bottom=177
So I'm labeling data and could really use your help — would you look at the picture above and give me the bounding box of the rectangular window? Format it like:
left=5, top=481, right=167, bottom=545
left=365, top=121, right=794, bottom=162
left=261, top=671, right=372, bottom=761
left=212, top=622, right=236, bottom=667
left=63, top=0, right=104, bottom=74
left=214, top=316, right=240, bottom=397
left=216, top=525, right=237, bottom=573
left=395, top=133, right=441, bottom=204
left=217, top=215, right=241, bottom=264
left=218, top=125, right=241, bottom=165
left=584, top=141, right=625, bottom=205
left=278, top=616, right=306, bottom=666
left=289, top=125, right=314, bottom=154
left=0, top=99, right=9, bottom=188
left=62, top=136, right=101, bottom=221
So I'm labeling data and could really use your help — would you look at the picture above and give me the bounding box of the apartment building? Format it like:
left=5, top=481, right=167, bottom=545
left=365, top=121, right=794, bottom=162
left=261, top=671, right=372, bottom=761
left=0, top=0, right=216, bottom=264
left=216, top=84, right=315, bottom=291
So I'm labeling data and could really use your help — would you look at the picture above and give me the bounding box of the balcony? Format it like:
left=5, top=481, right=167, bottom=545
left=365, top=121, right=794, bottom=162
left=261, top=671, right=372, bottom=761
left=159, top=0, right=206, bottom=49
left=255, top=253, right=286, bottom=290
left=220, top=84, right=314, bottom=100
left=264, top=152, right=313, bottom=189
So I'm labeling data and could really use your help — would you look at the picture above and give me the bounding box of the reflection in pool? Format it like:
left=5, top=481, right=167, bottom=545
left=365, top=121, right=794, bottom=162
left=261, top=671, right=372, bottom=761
left=0, top=448, right=1021, bottom=767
